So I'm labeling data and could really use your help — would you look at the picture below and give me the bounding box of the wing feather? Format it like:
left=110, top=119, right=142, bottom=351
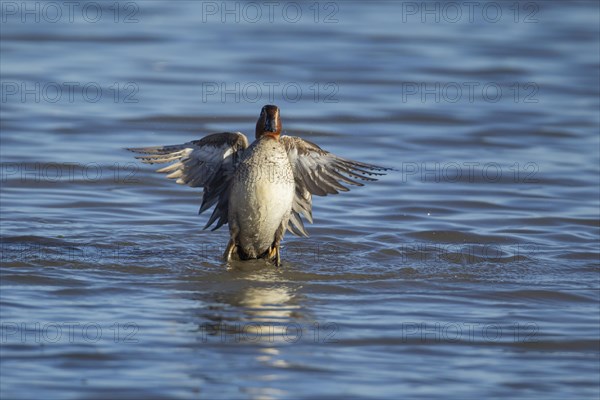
left=127, top=132, right=249, bottom=230
left=280, top=135, right=391, bottom=236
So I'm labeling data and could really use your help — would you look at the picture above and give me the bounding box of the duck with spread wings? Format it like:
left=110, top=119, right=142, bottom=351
left=127, top=105, right=391, bottom=266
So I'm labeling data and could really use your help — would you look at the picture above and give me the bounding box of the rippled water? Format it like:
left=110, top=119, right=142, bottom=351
left=1, top=1, right=599, bottom=399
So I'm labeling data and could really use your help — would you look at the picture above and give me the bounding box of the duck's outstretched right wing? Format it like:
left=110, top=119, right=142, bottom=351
left=127, top=132, right=249, bottom=231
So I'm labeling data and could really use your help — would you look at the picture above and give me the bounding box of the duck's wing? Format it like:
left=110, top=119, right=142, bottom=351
left=280, top=135, right=391, bottom=237
left=127, top=132, right=249, bottom=231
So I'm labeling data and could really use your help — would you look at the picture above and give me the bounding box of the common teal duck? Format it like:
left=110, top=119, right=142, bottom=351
left=128, top=105, right=390, bottom=266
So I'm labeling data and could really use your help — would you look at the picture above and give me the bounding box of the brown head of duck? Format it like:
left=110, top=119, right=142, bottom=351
left=255, top=104, right=281, bottom=140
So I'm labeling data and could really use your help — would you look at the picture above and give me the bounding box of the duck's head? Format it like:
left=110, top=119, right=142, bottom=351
left=255, top=104, right=281, bottom=140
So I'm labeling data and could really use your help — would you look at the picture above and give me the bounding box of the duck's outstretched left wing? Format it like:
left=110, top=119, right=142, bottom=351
left=280, top=135, right=391, bottom=237
left=127, top=132, right=249, bottom=231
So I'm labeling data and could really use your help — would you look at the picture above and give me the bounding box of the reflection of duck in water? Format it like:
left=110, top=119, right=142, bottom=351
left=128, top=105, right=390, bottom=266
left=199, top=280, right=303, bottom=344
left=240, top=286, right=298, bottom=322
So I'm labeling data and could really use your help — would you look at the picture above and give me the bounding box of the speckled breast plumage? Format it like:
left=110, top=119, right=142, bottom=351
left=228, top=138, right=296, bottom=258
